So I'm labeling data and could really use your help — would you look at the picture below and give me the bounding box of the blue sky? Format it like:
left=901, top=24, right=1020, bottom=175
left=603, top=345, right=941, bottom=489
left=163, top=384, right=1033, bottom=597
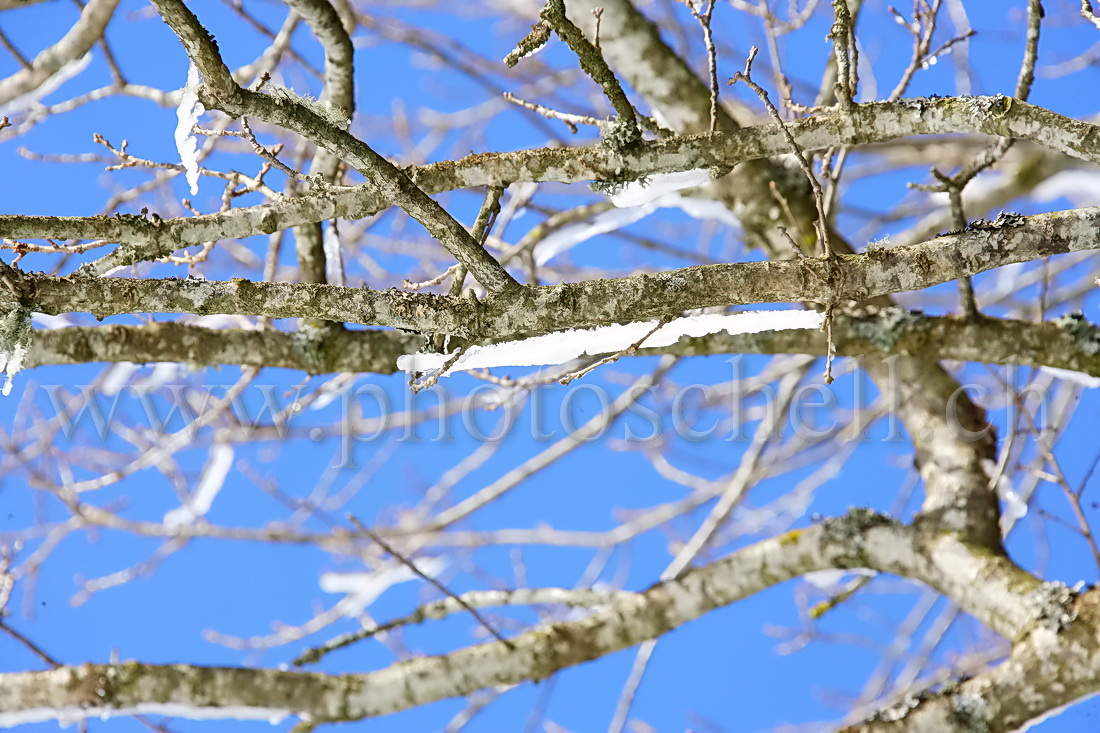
left=3, top=1, right=1100, bottom=731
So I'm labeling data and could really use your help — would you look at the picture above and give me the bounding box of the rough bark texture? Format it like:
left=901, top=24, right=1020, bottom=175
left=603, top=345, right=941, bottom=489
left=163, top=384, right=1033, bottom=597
left=3, top=0, right=1100, bottom=730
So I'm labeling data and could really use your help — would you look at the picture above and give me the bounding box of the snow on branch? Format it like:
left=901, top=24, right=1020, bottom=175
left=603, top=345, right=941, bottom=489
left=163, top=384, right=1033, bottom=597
left=10, top=100, right=1100, bottom=266
left=602, top=169, right=714, bottom=208
left=397, top=309, right=825, bottom=374
left=1040, top=365, right=1100, bottom=388
left=174, top=62, right=205, bottom=196
left=320, top=557, right=448, bottom=616
left=0, top=305, right=31, bottom=397
left=162, top=443, right=234, bottom=527
left=0, top=52, right=91, bottom=117
left=529, top=168, right=729, bottom=266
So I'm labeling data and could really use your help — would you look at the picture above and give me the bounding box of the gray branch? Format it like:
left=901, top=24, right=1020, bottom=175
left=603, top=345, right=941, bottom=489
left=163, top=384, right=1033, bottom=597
left=0, top=514, right=1060, bottom=728
left=3, top=97, right=1096, bottom=271
left=0, top=0, right=120, bottom=108
left=6, top=208, right=1097, bottom=339
left=147, top=0, right=518, bottom=293
left=22, top=310, right=1100, bottom=382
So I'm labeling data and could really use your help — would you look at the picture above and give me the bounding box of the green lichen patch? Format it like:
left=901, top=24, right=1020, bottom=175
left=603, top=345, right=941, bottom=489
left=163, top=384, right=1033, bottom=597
left=0, top=303, right=32, bottom=397
left=1027, top=581, right=1079, bottom=633
left=821, top=508, right=896, bottom=568
left=1054, top=312, right=1100, bottom=356
left=941, top=210, right=1026, bottom=238
left=590, top=175, right=649, bottom=198
left=847, top=306, right=923, bottom=352
left=264, top=87, right=350, bottom=130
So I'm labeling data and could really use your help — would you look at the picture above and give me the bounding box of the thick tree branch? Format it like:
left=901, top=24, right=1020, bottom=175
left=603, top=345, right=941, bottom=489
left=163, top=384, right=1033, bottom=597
left=3, top=4, right=1098, bottom=732
left=22, top=310, right=1100, bottom=381
left=146, top=0, right=518, bottom=294
left=284, top=0, right=355, bottom=286
left=845, top=589, right=1100, bottom=732
left=25, top=322, right=423, bottom=374
left=0, top=0, right=120, bottom=108
left=6, top=208, right=1097, bottom=338
left=0, top=514, right=1054, bottom=727
left=3, top=97, right=1098, bottom=267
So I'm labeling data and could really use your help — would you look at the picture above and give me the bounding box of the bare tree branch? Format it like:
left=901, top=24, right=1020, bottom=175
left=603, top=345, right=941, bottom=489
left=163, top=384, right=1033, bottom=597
left=0, top=0, right=119, bottom=108
left=0, top=515, right=1057, bottom=727
left=147, top=0, right=518, bottom=293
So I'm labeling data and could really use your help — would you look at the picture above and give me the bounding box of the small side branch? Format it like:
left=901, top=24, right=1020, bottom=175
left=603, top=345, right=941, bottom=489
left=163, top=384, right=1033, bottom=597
left=539, top=0, right=640, bottom=147
left=828, top=0, right=857, bottom=108
left=239, top=117, right=309, bottom=180
left=729, top=47, right=833, bottom=258
left=683, top=0, right=720, bottom=132
left=1086, top=1, right=1100, bottom=31
left=294, top=587, right=637, bottom=666
left=345, top=515, right=513, bottom=649
left=148, top=0, right=519, bottom=294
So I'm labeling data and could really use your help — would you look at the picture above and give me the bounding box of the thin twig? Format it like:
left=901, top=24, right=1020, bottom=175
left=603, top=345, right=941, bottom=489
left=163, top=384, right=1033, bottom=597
left=808, top=574, right=874, bottom=619
left=559, top=317, right=671, bottom=385
left=403, top=263, right=462, bottom=291
left=730, top=47, right=832, bottom=257
left=0, top=25, right=30, bottom=68
left=0, top=620, right=61, bottom=669
left=409, top=347, right=465, bottom=394
left=822, top=304, right=837, bottom=383
left=503, top=92, right=602, bottom=134
left=293, top=587, right=635, bottom=666
left=906, top=0, right=1042, bottom=317
left=239, top=117, right=310, bottom=180
left=539, top=0, right=639, bottom=146
left=1086, top=1, right=1100, bottom=31
left=345, top=514, right=514, bottom=648
left=828, top=0, right=857, bottom=108
left=683, top=0, right=719, bottom=132
left=887, top=0, right=945, bottom=102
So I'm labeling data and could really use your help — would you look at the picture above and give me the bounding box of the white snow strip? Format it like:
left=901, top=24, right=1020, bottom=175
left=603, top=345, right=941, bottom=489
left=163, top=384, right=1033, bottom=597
left=0, top=52, right=91, bottom=116
left=1040, top=366, right=1100, bottom=388
left=0, top=704, right=290, bottom=728
left=174, top=62, right=205, bottom=195
left=535, top=204, right=653, bottom=265
left=323, top=223, right=345, bottom=286
left=163, top=443, right=234, bottom=527
left=671, top=195, right=741, bottom=227
left=803, top=568, right=875, bottom=590
left=609, top=169, right=713, bottom=208
left=0, top=343, right=26, bottom=397
left=521, top=38, right=546, bottom=59
left=1032, top=171, right=1100, bottom=207
left=183, top=314, right=258, bottom=330
left=31, top=313, right=73, bottom=329
left=321, top=556, right=447, bottom=616
left=534, top=193, right=740, bottom=265
left=398, top=309, right=824, bottom=374
left=99, top=363, right=140, bottom=396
